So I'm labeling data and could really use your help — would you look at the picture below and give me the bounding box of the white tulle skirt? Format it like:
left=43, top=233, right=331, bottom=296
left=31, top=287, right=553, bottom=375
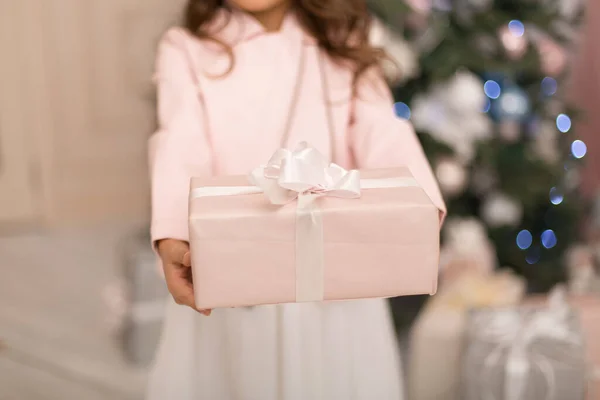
left=146, top=298, right=404, bottom=400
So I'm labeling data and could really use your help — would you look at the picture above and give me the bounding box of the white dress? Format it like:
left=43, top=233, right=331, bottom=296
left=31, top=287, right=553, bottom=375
left=147, top=299, right=404, bottom=399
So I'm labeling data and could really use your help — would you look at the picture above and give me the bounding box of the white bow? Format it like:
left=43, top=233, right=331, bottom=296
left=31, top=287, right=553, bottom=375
left=474, top=286, right=582, bottom=400
left=249, top=143, right=361, bottom=205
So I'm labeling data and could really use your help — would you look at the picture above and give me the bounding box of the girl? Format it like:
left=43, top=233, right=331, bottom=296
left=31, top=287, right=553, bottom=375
left=148, top=0, right=446, bottom=399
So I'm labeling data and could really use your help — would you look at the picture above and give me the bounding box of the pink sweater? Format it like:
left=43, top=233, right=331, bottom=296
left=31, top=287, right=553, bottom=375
left=149, top=10, right=446, bottom=244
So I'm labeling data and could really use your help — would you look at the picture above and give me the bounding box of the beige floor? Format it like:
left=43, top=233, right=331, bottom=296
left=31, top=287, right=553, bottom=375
left=0, top=225, right=148, bottom=400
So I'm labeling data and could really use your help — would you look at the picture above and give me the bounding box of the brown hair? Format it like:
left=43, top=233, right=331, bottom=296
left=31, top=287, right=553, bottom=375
left=184, top=0, right=387, bottom=86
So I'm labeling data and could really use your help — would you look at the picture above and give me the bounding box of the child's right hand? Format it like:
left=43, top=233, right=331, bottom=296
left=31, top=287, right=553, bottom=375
left=156, top=239, right=212, bottom=316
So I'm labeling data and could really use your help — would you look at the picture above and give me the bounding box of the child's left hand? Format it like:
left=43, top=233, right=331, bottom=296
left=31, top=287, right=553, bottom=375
left=157, top=239, right=212, bottom=316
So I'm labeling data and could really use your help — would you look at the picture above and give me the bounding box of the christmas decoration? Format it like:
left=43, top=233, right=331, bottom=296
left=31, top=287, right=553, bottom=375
left=498, top=25, right=527, bottom=60
left=369, top=0, right=587, bottom=298
left=537, top=37, right=568, bottom=77
left=481, top=192, right=523, bottom=227
left=435, top=158, right=467, bottom=197
left=491, top=86, right=530, bottom=122
left=370, top=17, right=419, bottom=85
left=531, top=121, right=560, bottom=164
left=440, top=217, right=497, bottom=283
left=411, top=71, right=491, bottom=162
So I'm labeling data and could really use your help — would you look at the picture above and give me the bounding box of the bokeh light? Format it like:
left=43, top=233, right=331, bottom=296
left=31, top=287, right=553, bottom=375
left=541, top=229, right=557, bottom=249
left=497, top=87, right=530, bottom=120
left=393, top=102, right=411, bottom=120
left=549, top=187, right=564, bottom=205
left=516, top=230, right=533, bottom=250
left=508, top=20, right=525, bottom=37
left=526, top=247, right=542, bottom=264
left=541, top=77, right=557, bottom=96
left=484, top=80, right=502, bottom=99
left=556, top=114, right=572, bottom=133
left=432, top=0, right=452, bottom=12
left=571, top=140, right=587, bottom=159
left=482, top=98, right=491, bottom=113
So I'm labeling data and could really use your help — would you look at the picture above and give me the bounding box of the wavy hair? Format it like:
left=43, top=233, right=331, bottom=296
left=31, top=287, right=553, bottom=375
left=184, top=0, right=387, bottom=86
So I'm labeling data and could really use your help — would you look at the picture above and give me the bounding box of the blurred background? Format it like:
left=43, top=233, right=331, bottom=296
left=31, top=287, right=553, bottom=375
left=1, top=0, right=600, bottom=399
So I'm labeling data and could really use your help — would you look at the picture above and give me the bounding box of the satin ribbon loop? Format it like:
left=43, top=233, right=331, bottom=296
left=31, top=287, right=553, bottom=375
left=250, top=142, right=361, bottom=205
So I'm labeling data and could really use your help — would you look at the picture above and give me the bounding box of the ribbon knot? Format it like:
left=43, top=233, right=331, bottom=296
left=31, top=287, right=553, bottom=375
left=249, top=142, right=361, bottom=205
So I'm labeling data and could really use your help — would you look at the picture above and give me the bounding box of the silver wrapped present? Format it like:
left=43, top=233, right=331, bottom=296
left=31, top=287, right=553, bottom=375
left=462, top=288, right=587, bottom=400
left=110, top=231, right=169, bottom=366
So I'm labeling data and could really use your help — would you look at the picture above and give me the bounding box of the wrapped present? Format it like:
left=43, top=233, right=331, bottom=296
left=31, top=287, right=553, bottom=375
left=108, top=231, right=168, bottom=366
left=524, top=293, right=600, bottom=399
left=463, top=287, right=587, bottom=400
left=189, top=144, right=442, bottom=309
left=408, top=270, right=525, bottom=400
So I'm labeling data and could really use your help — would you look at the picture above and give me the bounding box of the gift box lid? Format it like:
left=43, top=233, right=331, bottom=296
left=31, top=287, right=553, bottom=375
left=189, top=167, right=439, bottom=244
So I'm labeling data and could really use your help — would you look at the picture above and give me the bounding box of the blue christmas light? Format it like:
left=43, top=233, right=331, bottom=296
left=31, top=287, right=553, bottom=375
left=508, top=20, right=525, bottom=37
left=393, top=102, right=411, bottom=120
left=541, top=230, right=557, bottom=249
left=549, top=187, right=564, bottom=205
left=556, top=114, right=572, bottom=133
left=482, top=98, right=491, bottom=113
left=541, top=77, right=557, bottom=96
left=484, top=80, right=502, bottom=99
left=526, top=247, right=542, bottom=265
left=516, top=230, right=533, bottom=250
left=571, top=140, right=587, bottom=159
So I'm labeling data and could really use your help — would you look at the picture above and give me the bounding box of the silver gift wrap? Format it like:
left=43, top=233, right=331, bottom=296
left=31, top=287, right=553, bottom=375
left=462, top=289, right=587, bottom=400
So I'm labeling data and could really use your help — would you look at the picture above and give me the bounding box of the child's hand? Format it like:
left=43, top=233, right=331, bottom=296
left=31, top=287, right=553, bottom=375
left=156, top=239, right=212, bottom=316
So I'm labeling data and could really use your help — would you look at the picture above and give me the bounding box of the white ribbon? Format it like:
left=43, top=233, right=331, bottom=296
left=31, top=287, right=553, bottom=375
left=474, top=286, right=582, bottom=400
left=191, top=143, right=419, bottom=302
left=248, top=142, right=362, bottom=204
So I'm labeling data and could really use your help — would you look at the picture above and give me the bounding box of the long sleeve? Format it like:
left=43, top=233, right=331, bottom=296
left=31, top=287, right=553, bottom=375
left=349, top=71, right=447, bottom=225
left=149, top=29, right=212, bottom=244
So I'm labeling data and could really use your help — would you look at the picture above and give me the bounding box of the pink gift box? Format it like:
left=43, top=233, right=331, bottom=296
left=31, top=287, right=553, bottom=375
left=189, top=167, right=441, bottom=309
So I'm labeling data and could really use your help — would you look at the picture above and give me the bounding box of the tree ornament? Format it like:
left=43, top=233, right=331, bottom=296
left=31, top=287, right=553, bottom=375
left=491, top=86, right=531, bottom=122
left=481, top=193, right=523, bottom=227
left=412, top=71, right=492, bottom=162
left=370, top=17, right=419, bottom=85
left=499, top=25, right=527, bottom=60
left=440, top=217, right=497, bottom=278
left=532, top=121, right=560, bottom=164
left=436, top=158, right=468, bottom=197
left=538, top=37, right=567, bottom=77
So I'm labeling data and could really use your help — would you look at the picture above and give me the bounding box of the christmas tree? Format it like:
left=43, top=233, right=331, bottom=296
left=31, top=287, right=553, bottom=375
left=368, top=0, right=586, bottom=298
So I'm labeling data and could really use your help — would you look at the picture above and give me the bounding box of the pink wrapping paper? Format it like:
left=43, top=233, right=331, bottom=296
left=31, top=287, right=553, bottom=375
left=189, top=167, right=441, bottom=309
